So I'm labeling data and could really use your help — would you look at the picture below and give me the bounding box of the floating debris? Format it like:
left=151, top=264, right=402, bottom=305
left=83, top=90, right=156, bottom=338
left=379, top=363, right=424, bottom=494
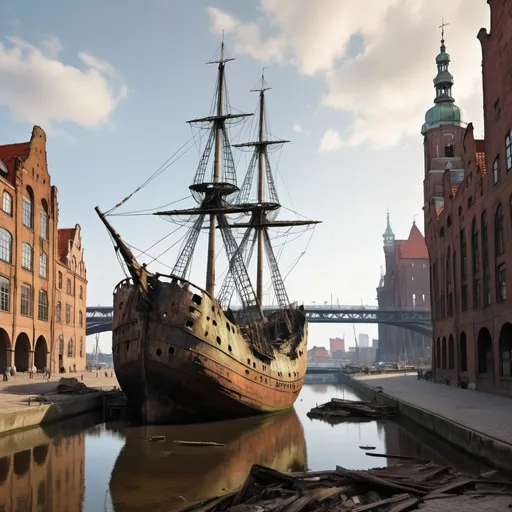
left=359, top=446, right=376, bottom=450
left=307, top=398, right=397, bottom=421
left=176, top=461, right=512, bottom=512
left=149, top=436, right=166, bottom=443
left=173, top=440, right=226, bottom=447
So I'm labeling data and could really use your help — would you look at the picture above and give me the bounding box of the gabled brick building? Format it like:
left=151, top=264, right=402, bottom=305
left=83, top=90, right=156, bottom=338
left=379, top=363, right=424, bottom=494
left=423, top=1, right=512, bottom=394
left=0, top=126, right=87, bottom=373
left=376, top=213, right=431, bottom=363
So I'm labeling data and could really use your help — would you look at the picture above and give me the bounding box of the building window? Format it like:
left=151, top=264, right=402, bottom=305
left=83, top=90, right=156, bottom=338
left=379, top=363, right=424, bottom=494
left=66, top=278, right=71, bottom=295
left=20, top=283, right=31, bottom=316
left=79, top=337, right=83, bottom=358
left=39, top=252, right=48, bottom=279
left=471, top=218, right=479, bottom=273
left=498, top=263, right=507, bottom=302
left=22, top=196, right=33, bottom=228
left=445, top=144, right=454, bottom=157
left=21, top=242, right=33, bottom=271
left=495, top=203, right=504, bottom=256
left=79, top=286, right=83, bottom=300
left=40, top=210, right=48, bottom=240
left=0, top=276, right=9, bottom=312
left=38, top=290, right=48, bottom=321
left=493, top=156, right=499, bottom=185
left=2, top=191, right=12, bottom=216
left=460, top=229, right=467, bottom=311
left=482, top=212, right=491, bottom=306
left=506, top=131, right=512, bottom=171
left=473, top=279, right=480, bottom=309
left=66, top=304, right=71, bottom=324
left=0, top=228, right=12, bottom=263
left=412, top=293, right=416, bottom=307
left=79, top=310, right=83, bottom=327
left=56, top=302, right=62, bottom=323
left=58, top=271, right=62, bottom=289
left=460, top=332, right=468, bottom=372
left=448, top=335, right=455, bottom=370
left=67, top=339, right=74, bottom=358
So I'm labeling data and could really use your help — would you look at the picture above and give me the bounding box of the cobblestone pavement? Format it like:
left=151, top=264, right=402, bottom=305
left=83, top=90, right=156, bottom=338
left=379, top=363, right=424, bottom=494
left=0, top=371, right=119, bottom=413
left=355, top=373, right=512, bottom=445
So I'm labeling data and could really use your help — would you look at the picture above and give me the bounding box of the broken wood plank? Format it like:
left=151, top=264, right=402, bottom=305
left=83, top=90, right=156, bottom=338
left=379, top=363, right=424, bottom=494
left=352, top=493, right=411, bottom=512
left=424, top=477, right=473, bottom=498
left=173, top=440, right=226, bottom=447
left=387, top=497, right=420, bottom=512
left=364, top=452, right=431, bottom=463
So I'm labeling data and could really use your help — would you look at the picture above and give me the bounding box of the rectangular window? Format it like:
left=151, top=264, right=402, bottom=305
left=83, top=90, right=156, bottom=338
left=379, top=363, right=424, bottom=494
left=498, top=263, right=507, bottom=302
left=66, top=278, right=72, bottom=295
left=38, top=291, right=48, bottom=321
left=40, top=210, right=48, bottom=240
left=0, top=277, right=9, bottom=312
left=493, top=156, right=499, bottom=185
left=79, top=286, right=83, bottom=300
left=56, top=302, right=61, bottom=323
left=20, top=284, right=31, bottom=316
left=21, top=243, right=32, bottom=271
left=66, top=304, right=71, bottom=324
left=58, top=271, right=62, bottom=289
left=39, top=252, right=47, bottom=279
left=473, top=279, right=480, bottom=309
left=506, top=132, right=512, bottom=171
left=22, top=197, right=32, bottom=228
left=2, top=192, right=12, bottom=216
left=484, top=273, right=491, bottom=306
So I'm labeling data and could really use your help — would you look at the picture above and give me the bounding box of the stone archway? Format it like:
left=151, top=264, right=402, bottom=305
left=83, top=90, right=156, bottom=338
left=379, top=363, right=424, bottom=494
left=14, top=332, right=30, bottom=372
left=34, top=335, right=48, bottom=370
left=477, top=327, right=493, bottom=375
left=0, top=328, right=10, bottom=369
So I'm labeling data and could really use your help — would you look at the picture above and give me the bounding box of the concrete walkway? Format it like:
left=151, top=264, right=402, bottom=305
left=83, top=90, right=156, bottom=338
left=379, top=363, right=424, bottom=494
left=354, top=373, right=512, bottom=446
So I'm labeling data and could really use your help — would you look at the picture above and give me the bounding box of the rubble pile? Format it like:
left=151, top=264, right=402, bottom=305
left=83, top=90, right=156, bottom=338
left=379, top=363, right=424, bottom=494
left=177, top=460, right=512, bottom=512
left=307, top=399, right=397, bottom=421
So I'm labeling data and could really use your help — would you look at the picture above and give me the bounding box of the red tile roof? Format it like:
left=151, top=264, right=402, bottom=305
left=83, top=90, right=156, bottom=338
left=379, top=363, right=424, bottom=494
left=58, top=228, right=75, bottom=264
left=399, top=223, right=429, bottom=259
left=0, top=142, right=31, bottom=184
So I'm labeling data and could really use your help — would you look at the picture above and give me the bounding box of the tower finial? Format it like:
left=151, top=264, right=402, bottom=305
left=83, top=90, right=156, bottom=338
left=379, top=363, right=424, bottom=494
left=439, top=18, right=449, bottom=46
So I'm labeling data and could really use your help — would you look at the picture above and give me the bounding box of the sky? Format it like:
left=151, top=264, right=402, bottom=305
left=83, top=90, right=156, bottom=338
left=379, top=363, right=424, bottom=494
left=0, top=1, right=489, bottom=353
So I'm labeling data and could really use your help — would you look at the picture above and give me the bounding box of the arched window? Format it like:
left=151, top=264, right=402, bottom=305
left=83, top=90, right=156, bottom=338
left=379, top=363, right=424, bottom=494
left=56, top=302, right=61, bottom=323
left=495, top=203, right=504, bottom=257
left=0, top=228, right=12, bottom=263
left=0, top=276, right=10, bottom=312
left=79, top=310, right=83, bottom=327
left=79, top=286, right=83, bottom=300
left=58, top=271, right=62, bottom=289
left=38, top=290, right=48, bottom=321
left=22, top=187, right=34, bottom=229
left=441, top=337, right=447, bottom=369
left=39, top=252, right=47, bottom=279
left=471, top=218, right=479, bottom=273
left=493, top=156, right=500, bottom=185
left=482, top=212, right=491, bottom=306
left=21, top=242, right=33, bottom=271
left=58, top=335, right=64, bottom=355
left=66, top=278, right=71, bottom=295
left=79, top=337, right=83, bottom=358
left=2, top=191, right=12, bottom=216
left=67, top=338, right=74, bottom=358
left=65, top=304, right=71, bottom=324
left=460, top=332, right=467, bottom=372
left=448, top=335, right=455, bottom=370
left=40, top=207, right=48, bottom=240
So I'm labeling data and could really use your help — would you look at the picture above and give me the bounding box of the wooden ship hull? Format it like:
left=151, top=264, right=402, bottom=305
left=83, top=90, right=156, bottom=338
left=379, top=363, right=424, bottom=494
left=113, top=276, right=308, bottom=424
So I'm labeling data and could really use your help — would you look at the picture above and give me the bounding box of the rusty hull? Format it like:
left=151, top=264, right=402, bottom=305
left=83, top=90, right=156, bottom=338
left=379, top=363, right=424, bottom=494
left=112, top=277, right=308, bottom=424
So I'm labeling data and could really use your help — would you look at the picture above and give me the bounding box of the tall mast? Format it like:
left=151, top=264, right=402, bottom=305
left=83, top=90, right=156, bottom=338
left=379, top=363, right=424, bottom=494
left=206, top=41, right=226, bottom=296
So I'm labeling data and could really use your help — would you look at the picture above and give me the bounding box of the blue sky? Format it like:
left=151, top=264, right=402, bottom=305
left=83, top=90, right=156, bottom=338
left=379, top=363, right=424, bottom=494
left=0, top=1, right=489, bottom=352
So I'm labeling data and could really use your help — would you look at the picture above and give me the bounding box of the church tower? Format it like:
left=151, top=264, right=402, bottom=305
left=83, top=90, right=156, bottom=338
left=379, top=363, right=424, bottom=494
left=422, top=23, right=467, bottom=216
left=383, top=211, right=395, bottom=276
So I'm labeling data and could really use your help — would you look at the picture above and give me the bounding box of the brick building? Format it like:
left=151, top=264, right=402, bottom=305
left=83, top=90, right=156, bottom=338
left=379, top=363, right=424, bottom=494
left=0, top=126, right=87, bottom=374
left=329, top=337, right=345, bottom=359
left=376, top=213, right=431, bottom=363
left=424, top=1, right=512, bottom=393
left=307, top=346, right=330, bottom=363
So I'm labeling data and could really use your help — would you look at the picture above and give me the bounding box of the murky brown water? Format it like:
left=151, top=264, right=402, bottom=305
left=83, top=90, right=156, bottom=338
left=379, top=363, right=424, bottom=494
left=0, top=383, right=486, bottom=512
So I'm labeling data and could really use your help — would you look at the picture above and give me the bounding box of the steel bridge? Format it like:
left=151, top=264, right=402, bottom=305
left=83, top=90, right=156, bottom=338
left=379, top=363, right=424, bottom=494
left=86, top=305, right=432, bottom=337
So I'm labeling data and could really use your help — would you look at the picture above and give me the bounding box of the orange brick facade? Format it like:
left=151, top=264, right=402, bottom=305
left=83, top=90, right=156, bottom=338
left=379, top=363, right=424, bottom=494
left=424, top=1, right=512, bottom=393
left=0, top=126, right=87, bottom=374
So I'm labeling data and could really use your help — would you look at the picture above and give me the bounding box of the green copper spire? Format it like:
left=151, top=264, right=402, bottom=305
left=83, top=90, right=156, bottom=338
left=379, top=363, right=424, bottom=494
left=421, top=19, right=466, bottom=134
left=383, top=210, right=395, bottom=247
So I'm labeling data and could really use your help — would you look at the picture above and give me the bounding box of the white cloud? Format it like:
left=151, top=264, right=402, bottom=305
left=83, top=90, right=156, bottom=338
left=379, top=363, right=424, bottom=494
left=208, top=7, right=239, bottom=33
left=0, top=36, right=127, bottom=129
left=208, top=1, right=489, bottom=148
left=319, top=129, right=342, bottom=152
left=293, top=123, right=304, bottom=133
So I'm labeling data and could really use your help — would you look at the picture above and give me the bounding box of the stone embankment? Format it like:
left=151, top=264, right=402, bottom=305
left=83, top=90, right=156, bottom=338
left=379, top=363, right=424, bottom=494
left=0, top=371, right=118, bottom=436
left=340, top=372, right=512, bottom=472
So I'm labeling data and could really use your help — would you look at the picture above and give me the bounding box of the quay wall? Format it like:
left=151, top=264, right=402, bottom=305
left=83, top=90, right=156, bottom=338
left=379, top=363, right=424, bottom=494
left=340, top=373, right=512, bottom=472
left=0, top=392, right=104, bottom=437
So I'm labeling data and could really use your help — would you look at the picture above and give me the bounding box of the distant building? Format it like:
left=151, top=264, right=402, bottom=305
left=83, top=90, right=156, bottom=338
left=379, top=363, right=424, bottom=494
left=307, top=346, right=330, bottom=363
left=424, top=4, right=512, bottom=394
left=329, top=337, right=345, bottom=359
left=0, top=126, right=87, bottom=374
left=376, top=213, right=431, bottom=363
left=358, top=333, right=369, bottom=348
left=372, top=338, right=379, bottom=348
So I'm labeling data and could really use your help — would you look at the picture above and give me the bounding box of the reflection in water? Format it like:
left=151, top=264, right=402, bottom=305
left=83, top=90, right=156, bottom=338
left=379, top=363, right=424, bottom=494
left=109, top=408, right=306, bottom=512
left=0, top=416, right=87, bottom=512
left=0, top=383, right=489, bottom=512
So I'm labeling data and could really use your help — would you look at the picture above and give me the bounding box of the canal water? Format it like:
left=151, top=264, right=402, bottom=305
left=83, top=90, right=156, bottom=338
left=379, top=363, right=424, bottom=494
left=0, top=383, right=485, bottom=512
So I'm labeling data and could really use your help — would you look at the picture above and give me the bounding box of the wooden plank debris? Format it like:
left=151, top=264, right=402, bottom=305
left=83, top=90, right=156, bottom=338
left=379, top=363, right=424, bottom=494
left=175, top=460, right=512, bottom=512
left=307, top=398, right=398, bottom=422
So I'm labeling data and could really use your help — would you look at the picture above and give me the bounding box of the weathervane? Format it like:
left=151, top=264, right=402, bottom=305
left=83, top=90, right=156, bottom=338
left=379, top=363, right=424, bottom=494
left=439, top=18, right=449, bottom=42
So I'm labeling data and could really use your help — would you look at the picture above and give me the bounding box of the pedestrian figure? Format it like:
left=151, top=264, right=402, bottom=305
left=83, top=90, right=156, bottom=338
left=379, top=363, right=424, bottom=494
left=2, top=365, right=8, bottom=382
left=417, top=368, right=421, bottom=380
